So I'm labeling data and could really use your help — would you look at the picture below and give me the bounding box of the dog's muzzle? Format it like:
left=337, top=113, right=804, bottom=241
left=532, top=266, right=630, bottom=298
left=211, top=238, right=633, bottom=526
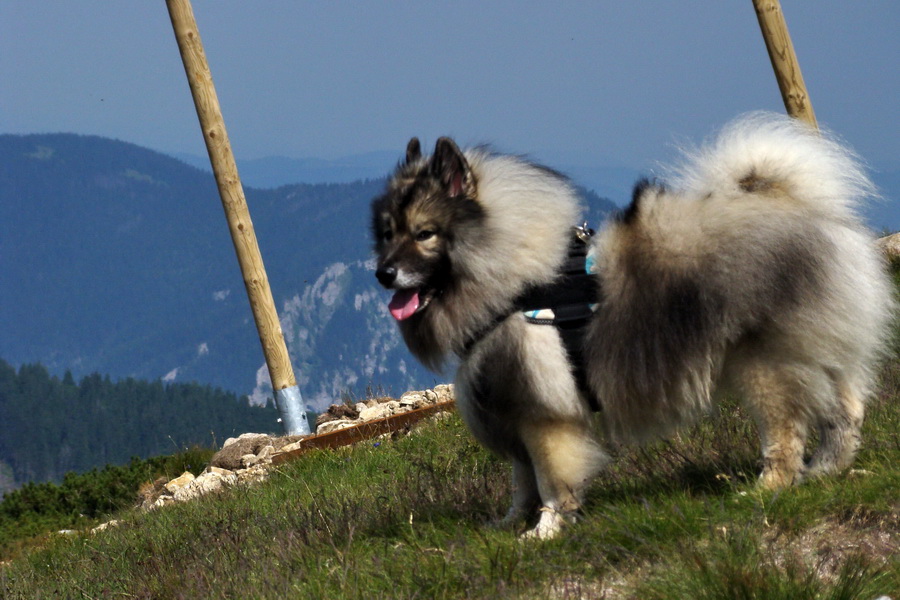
left=376, top=265, right=397, bottom=288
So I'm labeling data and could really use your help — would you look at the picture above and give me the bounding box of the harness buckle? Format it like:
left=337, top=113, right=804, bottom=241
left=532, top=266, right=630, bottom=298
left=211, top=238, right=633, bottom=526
left=573, top=222, right=594, bottom=244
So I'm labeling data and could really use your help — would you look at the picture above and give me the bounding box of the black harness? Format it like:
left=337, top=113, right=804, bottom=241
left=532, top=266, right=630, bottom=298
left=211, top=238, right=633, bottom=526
left=463, top=225, right=602, bottom=412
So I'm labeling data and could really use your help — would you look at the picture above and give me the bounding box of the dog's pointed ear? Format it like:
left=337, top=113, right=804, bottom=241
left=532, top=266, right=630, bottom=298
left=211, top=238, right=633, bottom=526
left=431, top=137, right=475, bottom=198
left=405, top=138, right=421, bottom=164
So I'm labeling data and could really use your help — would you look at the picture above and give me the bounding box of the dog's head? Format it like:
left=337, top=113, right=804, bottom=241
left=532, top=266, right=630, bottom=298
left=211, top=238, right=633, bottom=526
left=371, top=137, right=485, bottom=321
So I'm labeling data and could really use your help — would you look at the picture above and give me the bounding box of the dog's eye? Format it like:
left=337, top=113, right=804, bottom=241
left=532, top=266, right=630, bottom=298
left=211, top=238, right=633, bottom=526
left=416, top=230, right=436, bottom=242
left=382, top=230, right=393, bottom=242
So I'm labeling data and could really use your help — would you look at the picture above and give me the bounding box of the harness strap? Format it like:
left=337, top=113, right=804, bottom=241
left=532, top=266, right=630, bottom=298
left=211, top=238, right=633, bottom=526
left=556, top=319, right=596, bottom=411
left=461, top=225, right=602, bottom=412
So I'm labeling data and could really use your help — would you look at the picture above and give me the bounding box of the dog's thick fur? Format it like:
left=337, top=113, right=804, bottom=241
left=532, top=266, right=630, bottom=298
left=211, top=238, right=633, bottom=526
left=371, top=113, right=895, bottom=539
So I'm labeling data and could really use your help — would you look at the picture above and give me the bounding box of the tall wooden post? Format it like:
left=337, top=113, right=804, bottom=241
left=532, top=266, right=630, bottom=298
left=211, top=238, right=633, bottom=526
left=752, top=0, right=817, bottom=129
left=166, top=0, right=309, bottom=435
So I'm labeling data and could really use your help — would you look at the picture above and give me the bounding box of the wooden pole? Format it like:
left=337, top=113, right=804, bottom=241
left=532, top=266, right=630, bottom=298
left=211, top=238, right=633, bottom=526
left=166, top=0, right=309, bottom=435
left=752, top=0, right=817, bottom=128
left=753, top=3, right=900, bottom=256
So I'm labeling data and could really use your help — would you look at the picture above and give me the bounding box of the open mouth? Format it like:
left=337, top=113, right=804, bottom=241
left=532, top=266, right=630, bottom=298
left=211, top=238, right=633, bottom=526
left=388, top=288, right=435, bottom=321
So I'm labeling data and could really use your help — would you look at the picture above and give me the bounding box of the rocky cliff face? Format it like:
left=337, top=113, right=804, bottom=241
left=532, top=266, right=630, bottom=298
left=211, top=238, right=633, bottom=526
left=245, top=259, right=434, bottom=411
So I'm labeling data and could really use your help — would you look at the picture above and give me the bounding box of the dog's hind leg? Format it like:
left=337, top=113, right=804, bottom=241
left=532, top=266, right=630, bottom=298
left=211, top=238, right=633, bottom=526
left=756, top=407, right=809, bottom=490
left=518, top=420, right=607, bottom=539
left=739, top=362, right=812, bottom=490
left=807, top=373, right=866, bottom=478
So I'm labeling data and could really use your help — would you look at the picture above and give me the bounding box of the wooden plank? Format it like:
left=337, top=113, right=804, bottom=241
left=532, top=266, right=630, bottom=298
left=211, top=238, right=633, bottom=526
left=270, top=401, right=457, bottom=465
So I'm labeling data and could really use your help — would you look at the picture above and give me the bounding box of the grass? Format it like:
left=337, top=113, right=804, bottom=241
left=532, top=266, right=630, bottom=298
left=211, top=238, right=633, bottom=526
left=0, top=446, right=217, bottom=562
left=2, top=374, right=899, bottom=598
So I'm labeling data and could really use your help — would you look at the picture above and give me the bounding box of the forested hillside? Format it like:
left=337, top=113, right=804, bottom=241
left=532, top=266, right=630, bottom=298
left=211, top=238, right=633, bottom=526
left=0, top=359, right=279, bottom=495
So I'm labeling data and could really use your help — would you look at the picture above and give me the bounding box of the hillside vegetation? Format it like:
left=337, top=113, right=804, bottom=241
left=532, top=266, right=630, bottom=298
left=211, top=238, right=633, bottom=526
left=0, top=359, right=279, bottom=493
left=1, top=359, right=898, bottom=598
left=0, top=447, right=215, bottom=561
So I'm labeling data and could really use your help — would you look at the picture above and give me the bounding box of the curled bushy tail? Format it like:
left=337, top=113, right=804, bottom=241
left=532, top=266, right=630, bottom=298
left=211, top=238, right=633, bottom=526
left=589, top=112, right=894, bottom=446
left=668, top=111, right=878, bottom=222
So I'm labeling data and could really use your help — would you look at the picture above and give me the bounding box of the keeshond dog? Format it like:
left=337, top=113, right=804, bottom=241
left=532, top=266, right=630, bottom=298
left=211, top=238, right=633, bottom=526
left=371, top=113, right=895, bottom=539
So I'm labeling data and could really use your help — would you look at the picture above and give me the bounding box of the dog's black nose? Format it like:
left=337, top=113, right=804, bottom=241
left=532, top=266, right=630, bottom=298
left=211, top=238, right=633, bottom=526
left=376, top=266, right=397, bottom=287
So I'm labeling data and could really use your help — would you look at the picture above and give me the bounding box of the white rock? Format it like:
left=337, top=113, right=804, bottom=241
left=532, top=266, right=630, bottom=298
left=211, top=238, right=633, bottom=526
left=848, top=468, right=874, bottom=477
left=399, top=392, right=425, bottom=406
left=358, top=405, right=386, bottom=421
left=164, top=471, right=195, bottom=494
left=236, top=464, right=270, bottom=485
left=278, top=440, right=306, bottom=454
left=173, top=487, right=198, bottom=503
left=202, top=469, right=237, bottom=487
left=204, top=466, right=235, bottom=477
left=152, top=495, right=175, bottom=510
left=316, top=419, right=357, bottom=435
left=173, top=470, right=236, bottom=502
left=433, top=384, right=454, bottom=402
left=92, top=520, right=121, bottom=534
left=256, top=445, right=275, bottom=462
left=222, top=432, right=269, bottom=448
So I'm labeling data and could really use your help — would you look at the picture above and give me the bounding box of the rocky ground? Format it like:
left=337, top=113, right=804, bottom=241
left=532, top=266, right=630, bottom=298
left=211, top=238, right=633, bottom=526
left=129, top=384, right=455, bottom=517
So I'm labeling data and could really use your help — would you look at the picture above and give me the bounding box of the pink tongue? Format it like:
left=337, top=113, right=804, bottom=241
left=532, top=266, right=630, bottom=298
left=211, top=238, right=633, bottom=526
left=389, top=289, right=420, bottom=321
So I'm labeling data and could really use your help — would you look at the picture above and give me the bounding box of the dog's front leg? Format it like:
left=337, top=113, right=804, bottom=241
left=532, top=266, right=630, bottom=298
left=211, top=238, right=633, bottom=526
left=518, top=420, right=606, bottom=540
left=496, top=458, right=540, bottom=528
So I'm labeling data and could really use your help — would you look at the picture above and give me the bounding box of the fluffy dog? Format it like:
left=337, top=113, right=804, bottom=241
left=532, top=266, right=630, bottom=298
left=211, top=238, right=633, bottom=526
left=370, top=113, right=895, bottom=539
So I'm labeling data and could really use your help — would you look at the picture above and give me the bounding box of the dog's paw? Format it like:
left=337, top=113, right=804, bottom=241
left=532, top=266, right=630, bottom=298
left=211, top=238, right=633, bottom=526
left=758, top=465, right=804, bottom=490
left=519, top=507, right=575, bottom=541
left=492, top=507, right=527, bottom=530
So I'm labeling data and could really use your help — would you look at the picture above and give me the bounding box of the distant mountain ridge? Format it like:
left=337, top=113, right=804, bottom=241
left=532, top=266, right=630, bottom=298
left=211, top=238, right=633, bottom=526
left=177, top=151, right=900, bottom=231
left=174, top=151, right=399, bottom=188
left=176, top=150, right=646, bottom=206
left=0, top=133, right=618, bottom=416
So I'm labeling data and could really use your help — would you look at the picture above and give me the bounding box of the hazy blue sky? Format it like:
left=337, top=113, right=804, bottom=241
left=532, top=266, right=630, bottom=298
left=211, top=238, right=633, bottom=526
left=2, top=2, right=898, bottom=173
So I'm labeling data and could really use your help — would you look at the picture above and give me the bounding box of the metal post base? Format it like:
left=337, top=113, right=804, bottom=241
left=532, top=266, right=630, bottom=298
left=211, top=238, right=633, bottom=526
left=275, top=385, right=310, bottom=435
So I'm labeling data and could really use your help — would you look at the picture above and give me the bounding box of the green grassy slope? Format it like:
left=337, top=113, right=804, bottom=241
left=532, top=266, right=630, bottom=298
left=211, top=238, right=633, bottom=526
left=1, top=374, right=898, bottom=599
